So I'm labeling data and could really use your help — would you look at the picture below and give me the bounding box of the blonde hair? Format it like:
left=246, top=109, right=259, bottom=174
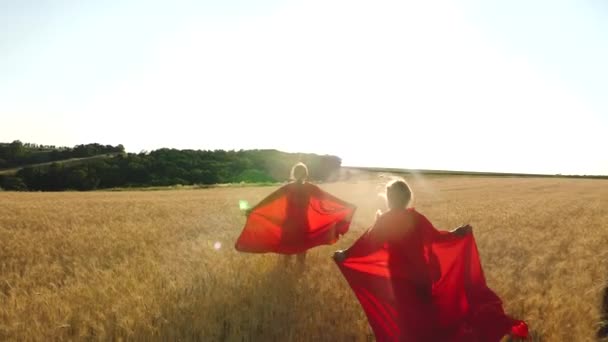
left=386, top=179, right=412, bottom=209
left=290, top=162, right=309, bottom=182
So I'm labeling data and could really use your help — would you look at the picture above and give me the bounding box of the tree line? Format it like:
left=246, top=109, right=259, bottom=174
left=0, top=140, right=125, bottom=169
left=0, top=142, right=342, bottom=191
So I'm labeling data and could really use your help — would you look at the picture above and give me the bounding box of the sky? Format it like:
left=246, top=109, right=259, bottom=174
left=1, top=0, right=607, bottom=175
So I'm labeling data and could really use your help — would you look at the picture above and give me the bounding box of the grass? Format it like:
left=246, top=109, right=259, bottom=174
left=0, top=174, right=607, bottom=341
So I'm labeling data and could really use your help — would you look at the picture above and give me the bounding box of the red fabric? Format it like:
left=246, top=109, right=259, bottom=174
left=235, top=182, right=356, bottom=254
left=337, top=208, right=527, bottom=341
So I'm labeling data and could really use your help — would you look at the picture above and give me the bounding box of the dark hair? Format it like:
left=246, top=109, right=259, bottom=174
left=290, top=162, right=308, bottom=182
left=386, top=179, right=412, bottom=209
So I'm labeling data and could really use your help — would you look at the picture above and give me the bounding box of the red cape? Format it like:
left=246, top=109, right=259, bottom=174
left=235, top=182, right=356, bottom=254
left=336, top=208, right=527, bottom=341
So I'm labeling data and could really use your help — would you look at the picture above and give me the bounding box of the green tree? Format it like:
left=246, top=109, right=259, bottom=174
left=66, top=168, right=88, bottom=190
left=8, top=140, right=25, bottom=162
left=234, top=169, right=275, bottom=183
left=0, top=176, right=28, bottom=191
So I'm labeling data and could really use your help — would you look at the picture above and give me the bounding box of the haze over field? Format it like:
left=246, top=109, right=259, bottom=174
left=2, top=3, right=608, bottom=340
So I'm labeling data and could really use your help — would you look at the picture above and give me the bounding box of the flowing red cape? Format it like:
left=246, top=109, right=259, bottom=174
left=336, top=208, right=528, bottom=341
left=235, top=182, right=356, bottom=254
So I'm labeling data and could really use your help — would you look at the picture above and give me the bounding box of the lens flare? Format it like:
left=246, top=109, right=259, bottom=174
left=239, top=200, right=250, bottom=211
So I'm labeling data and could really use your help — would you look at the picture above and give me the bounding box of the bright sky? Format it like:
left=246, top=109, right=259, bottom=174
left=1, top=0, right=607, bottom=175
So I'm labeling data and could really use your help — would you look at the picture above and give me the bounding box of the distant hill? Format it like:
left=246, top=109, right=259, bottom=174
left=0, top=141, right=342, bottom=191
left=0, top=153, right=122, bottom=176
left=0, top=141, right=125, bottom=170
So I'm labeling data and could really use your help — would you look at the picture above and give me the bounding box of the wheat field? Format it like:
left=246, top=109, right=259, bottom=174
left=1, top=173, right=607, bottom=341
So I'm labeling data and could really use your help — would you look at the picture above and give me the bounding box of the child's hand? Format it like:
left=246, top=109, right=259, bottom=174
left=452, top=224, right=472, bottom=236
left=333, top=250, right=346, bottom=263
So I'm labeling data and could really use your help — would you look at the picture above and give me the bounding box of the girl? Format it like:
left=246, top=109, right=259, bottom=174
left=235, top=163, right=356, bottom=266
left=334, top=179, right=527, bottom=341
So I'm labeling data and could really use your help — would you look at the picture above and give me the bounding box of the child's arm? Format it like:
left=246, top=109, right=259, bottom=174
left=247, top=185, right=288, bottom=214
left=432, top=224, right=473, bottom=241
left=335, top=211, right=415, bottom=261
left=311, top=184, right=356, bottom=209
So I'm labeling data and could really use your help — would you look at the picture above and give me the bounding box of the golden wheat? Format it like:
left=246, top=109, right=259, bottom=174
left=1, top=174, right=607, bottom=341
